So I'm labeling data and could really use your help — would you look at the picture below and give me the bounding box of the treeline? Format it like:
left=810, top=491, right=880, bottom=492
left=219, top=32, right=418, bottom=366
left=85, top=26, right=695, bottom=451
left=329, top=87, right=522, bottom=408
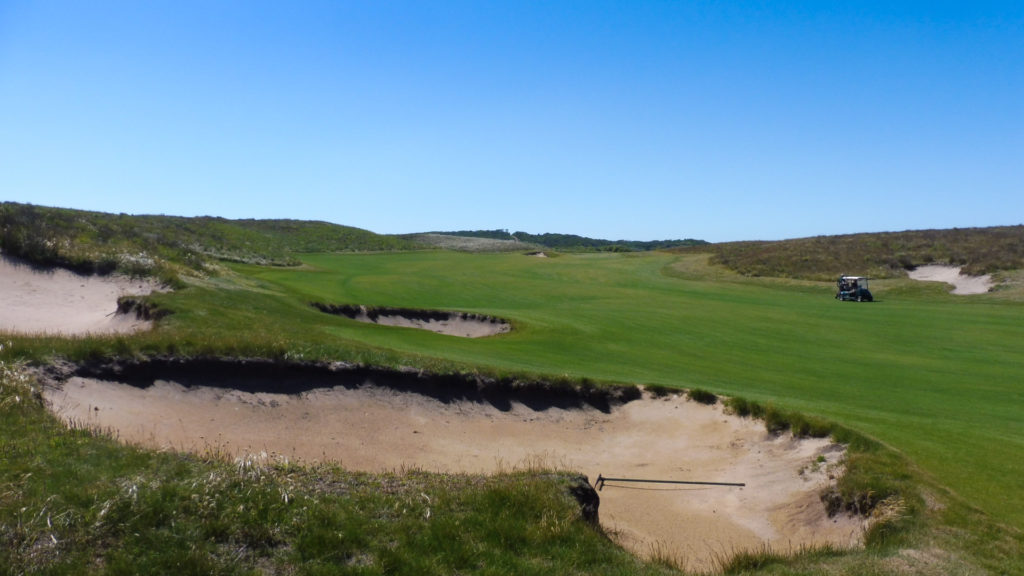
left=0, top=202, right=416, bottom=280
left=679, top=226, right=1024, bottom=280
left=427, top=229, right=517, bottom=241
left=429, top=229, right=709, bottom=252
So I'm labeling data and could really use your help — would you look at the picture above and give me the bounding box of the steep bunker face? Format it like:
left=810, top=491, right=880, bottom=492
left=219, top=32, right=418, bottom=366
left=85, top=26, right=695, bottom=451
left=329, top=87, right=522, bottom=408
left=312, top=303, right=511, bottom=338
left=0, top=256, right=161, bottom=335
left=43, top=359, right=862, bottom=571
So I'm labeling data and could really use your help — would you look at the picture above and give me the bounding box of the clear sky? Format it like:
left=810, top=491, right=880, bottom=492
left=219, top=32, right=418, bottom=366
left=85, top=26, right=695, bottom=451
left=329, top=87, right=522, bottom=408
left=1, top=1, right=1021, bottom=242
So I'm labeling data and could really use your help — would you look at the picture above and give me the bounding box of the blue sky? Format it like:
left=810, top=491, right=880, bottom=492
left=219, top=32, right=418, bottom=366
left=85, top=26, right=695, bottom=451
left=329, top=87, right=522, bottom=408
left=1, top=1, right=1021, bottom=242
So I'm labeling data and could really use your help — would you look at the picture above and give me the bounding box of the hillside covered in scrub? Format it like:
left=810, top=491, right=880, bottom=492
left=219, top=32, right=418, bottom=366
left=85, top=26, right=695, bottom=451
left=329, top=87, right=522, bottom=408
left=3, top=202, right=1021, bottom=285
left=427, top=229, right=709, bottom=252
left=0, top=202, right=418, bottom=281
left=677, top=226, right=1024, bottom=280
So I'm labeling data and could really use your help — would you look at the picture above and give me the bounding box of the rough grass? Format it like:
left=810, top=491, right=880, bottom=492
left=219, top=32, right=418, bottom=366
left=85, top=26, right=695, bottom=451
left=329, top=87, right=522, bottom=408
left=0, top=201, right=419, bottom=283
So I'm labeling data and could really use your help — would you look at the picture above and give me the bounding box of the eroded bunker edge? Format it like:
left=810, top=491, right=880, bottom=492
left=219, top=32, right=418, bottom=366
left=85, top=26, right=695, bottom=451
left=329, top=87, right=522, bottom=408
left=311, top=303, right=513, bottom=337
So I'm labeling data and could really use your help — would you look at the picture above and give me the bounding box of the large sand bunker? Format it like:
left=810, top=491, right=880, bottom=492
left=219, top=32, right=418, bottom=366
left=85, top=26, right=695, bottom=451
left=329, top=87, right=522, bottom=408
left=43, top=361, right=862, bottom=571
left=907, top=264, right=993, bottom=295
left=0, top=256, right=159, bottom=334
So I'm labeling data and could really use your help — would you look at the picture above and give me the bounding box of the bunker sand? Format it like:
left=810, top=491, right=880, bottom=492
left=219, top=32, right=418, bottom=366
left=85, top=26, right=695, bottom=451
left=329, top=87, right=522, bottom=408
left=0, top=256, right=158, bottom=334
left=907, top=264, right=993, bottom=295
left=47, top=378, right=862, bottom=571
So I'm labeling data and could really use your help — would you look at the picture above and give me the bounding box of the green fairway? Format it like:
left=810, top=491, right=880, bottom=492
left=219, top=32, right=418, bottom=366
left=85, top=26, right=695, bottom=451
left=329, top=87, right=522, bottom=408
left=221, top=250, right=1024, bottom=531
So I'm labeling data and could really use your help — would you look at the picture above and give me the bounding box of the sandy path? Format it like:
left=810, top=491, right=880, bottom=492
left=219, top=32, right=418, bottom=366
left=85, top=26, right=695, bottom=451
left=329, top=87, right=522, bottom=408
left=46, top=379, right=863, bottom=571
left=907, top=265, right=993, bottom=295
left=0, top=257, right=158, bottom=334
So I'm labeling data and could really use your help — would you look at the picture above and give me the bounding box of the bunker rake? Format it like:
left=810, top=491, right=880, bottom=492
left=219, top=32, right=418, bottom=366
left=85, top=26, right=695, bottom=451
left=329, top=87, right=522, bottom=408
left=594, top=474, right=745, bottom=491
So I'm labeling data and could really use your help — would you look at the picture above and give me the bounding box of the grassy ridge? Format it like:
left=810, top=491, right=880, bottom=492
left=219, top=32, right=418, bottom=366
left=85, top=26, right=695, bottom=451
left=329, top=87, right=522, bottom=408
left=0, top=202, right=418, bottom=281
left=684, top=226, right=1024, bottom=279
left=428, top=229, right=709, bottom=251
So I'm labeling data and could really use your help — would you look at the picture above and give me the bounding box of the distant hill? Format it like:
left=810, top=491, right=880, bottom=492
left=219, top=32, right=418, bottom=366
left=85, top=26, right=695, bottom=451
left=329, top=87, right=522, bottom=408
left=402, top=233, right=537, bottom=252
left=676, top=226, right=1024, bottom=280
left=0, top=202, right=417, bottom=281
left=428, top=229, right=709, bottom=252
left=10, top=202, right=1017, bottom=284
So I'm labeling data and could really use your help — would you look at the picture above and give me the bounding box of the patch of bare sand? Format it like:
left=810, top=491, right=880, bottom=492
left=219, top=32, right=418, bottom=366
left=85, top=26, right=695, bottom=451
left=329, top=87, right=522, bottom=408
left=0, top=257, right=160, bottom=334
left=907, top=265, right=993, bottom=295
left=46, top=379, right=863, bottom=571
left=354, top=312, right=511, bottom=338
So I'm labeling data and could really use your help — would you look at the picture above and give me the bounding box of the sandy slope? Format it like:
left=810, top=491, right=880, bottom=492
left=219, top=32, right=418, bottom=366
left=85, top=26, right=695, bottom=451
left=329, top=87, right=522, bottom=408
left=0, top=256, right=158, bottom=334
left=46, top=379, right=863, bottom=571
left=907, top=265, right=993, bottom=295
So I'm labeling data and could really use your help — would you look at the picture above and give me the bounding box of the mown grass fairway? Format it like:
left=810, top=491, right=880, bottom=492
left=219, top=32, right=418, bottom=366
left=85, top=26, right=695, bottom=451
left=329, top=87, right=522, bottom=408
left=226, top=250, right=1024, bottom=532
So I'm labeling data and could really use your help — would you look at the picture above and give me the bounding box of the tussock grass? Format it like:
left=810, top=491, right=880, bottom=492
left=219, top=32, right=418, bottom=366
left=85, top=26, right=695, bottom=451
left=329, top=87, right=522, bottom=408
left=723, top=393, right=921, bottom=544
left=723, top=397, right=830, bottom=438
left=686, top=387, right=719, bottom=405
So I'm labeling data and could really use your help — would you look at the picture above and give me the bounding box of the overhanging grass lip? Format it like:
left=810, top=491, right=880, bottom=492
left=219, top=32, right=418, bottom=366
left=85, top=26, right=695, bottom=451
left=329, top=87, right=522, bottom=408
left=311, top=302, right=513, bottom=338
left=51, top=355, right=641, bottom=414
left=50, top=352, right=920, bottom=529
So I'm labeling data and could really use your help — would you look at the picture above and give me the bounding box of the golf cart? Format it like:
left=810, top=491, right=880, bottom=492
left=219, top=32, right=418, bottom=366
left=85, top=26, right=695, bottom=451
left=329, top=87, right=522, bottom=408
left=836, top=276, right=873, bottom=302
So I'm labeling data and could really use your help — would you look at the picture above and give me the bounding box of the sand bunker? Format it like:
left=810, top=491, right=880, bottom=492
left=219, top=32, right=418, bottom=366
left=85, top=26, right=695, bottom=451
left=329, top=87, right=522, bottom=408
left=0, top=256, right=160, bottom=334
left=313, top=303, right=511, bottom=338
left=907, top=265, right=993, bottom=295
left=44, top=369, right=862, bottom=571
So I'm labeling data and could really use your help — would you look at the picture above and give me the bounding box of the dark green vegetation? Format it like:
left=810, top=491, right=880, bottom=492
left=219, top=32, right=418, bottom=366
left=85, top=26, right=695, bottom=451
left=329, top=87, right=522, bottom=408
left=428, top=229, right=708, bottom=251
left=2, top=205, right=1023, bottom=573
left=688, top=226, right=1024, bottom=279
